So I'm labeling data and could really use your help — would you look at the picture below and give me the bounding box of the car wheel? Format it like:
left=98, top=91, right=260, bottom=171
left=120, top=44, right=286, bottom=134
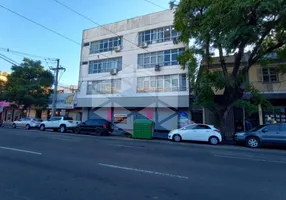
left=101, top=129, right=109, bottom=136
left=246, top=137, right=260, bottom=148
left=209, top=136, right=219, bottom=145
left=40, top=125, right=45, bottom=131
left=94, top=128, right=102, bottom=136
left=60, top=125, right=67, bottom=133
left=12, top=123, right=16, bottom=129
left=74, top=127, right=81, bottom=134
left=25, top=124, right=30, bottom=130
left=173, top=134, right=182, bottom=142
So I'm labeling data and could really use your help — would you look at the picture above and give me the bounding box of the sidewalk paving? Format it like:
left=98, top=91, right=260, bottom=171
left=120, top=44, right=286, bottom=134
left=111, top=129, right=237, bottom=145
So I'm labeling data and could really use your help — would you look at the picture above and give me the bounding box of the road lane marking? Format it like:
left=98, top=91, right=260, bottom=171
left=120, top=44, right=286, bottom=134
left=49, top=137, right=79, bottom=142
left=0, top=146, right=42, bottom=155
left=214, top=154, right=286, bottom=164
left=98, top=163, right=189, bottom=179
left=113, top=144, right=145, bottom=149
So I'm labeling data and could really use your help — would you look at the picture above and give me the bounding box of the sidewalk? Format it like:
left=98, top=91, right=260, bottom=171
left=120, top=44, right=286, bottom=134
left=111, top=129, right=237, bottom=145
left=112, top=129, right=169, bottom=139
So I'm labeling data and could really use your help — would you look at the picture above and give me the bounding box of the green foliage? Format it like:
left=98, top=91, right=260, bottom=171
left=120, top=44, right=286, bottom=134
left=2, top=58, right=54, bottom=109
left=174, top=0, right=286, bottom=114
left=0, top=79, right=5, bottom=97
left=235, top=85, right=273, bottom=115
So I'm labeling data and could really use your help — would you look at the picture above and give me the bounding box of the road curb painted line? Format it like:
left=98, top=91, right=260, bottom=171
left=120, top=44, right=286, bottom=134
left=213, top=154, right=286, bottom=164
left=98, top=163, right=189, bottom=179
left=0, top=146, right=42, bottom=155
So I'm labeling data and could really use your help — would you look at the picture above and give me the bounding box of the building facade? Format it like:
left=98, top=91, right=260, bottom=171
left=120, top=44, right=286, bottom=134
left=46, top=93, right=82, bottom=121
left=203, top=54, right=286, bottom=132
left=77, top=10, right=190, bottom=132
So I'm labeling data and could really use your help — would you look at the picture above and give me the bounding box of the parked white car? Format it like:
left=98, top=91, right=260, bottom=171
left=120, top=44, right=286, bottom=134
left=168, top=124, right=222, bottom=145
left=39, top=116, right=80, bottom=133
left=12, top=117, right=42, bottom=129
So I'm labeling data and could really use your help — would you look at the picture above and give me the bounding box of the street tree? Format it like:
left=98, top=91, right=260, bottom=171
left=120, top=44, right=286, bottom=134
left=2, top=58, right=54, bottom=111
left=174, top=0, right=286, bottom=137
left=0, top=79, right=5, bottom=97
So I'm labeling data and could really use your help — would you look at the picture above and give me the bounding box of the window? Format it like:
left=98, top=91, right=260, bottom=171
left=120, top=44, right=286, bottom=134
left=249, top=125, right=266, bottom=132
left=264, top=124, right=279, bottom=132
left=138, top=49, right=183, bottom=69
left=88, top=57, right=122, bottom=74
left=184, top=125, right=196, bottom=130
left=90, top=37, right=122, bottom=54
left=85, top=119, right=106, bottom=126
left=50, top=117, right=61, bottom=121
left=262, top=68, right=278, bottom=83
left=137, top=74, right=187, bottom=93
left=280, top=124, right=286, bottom=131
left=87, top=79, right=121, bottom=94
left=195, top=125, right=211, bottom=129
left=138, top=26, right=180, bottom=45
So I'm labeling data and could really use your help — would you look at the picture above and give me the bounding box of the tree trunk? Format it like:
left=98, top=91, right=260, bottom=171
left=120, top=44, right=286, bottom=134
left=220, top=107, right=235, bottom=141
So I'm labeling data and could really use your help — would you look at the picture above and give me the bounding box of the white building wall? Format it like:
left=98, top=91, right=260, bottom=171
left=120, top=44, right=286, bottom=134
left=78, top=10, right=189, bottom=101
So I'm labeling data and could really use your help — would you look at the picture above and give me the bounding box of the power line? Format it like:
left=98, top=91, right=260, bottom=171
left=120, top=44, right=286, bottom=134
left=0, top=4, right=82, bottom=47
left=52, top=0, right=150, bottom=53
left=0, top=53, right=19, bottom=65
left=0, top=55, right=17, bottom=65
left=0, top=47, right=57, bottom=61
left=0, top=3, right=135, bottom=70
left=144, top=0, right=169, bottom=10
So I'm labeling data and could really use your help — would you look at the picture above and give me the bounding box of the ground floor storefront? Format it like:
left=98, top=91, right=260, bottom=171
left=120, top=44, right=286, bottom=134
left=78, top=95, right=192, bottom=133
left=203, top=93, right=286, bottom=136
left=83, top=107, right=191, bottom=133
left=44, top=109, right=82, bottom=121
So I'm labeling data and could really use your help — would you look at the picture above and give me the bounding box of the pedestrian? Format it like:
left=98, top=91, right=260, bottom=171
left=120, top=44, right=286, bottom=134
left=246, top=120, right=253, bottom=131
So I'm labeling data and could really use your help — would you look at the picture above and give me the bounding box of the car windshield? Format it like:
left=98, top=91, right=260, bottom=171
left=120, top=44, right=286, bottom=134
left=248, top=125, right=266, bottom=132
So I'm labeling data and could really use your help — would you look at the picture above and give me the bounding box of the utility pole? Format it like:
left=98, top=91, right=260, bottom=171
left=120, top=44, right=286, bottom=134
left=51, top=59, right=65, bottom=117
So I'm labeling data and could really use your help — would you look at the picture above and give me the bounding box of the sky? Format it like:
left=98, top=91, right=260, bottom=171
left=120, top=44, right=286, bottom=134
left=0, top=0, right=170, bottom=85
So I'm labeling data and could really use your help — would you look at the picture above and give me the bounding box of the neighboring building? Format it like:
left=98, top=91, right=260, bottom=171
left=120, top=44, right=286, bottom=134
left=202, top=54, right=286, bottom=131
left=57, top=84, right=78, bottom=94
left=0, top=71, right=12, bottom=122
left=77, top=10, right=190, bottom=132
left=0, top=71, right=10, bottom=82
left=45, top=93, right=82, bottom=121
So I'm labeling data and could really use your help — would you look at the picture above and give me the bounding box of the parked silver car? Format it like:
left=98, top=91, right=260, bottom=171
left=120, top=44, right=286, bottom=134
left=12, top=117, right=42, bottom=129
left=234, top=124, right=286, bottom=148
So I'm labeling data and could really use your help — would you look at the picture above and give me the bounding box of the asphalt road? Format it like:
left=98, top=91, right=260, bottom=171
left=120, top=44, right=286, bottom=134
left=0, top=128, right=286, bottom=200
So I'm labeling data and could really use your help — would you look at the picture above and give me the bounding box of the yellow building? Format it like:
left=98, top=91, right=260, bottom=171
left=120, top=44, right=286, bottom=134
left=0, top=71, right=10, bottom=82
left=202, top=54, right=286, bottom=129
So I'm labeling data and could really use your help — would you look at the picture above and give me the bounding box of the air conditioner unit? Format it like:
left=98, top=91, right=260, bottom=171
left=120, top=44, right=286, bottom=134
left=110, top=68, right=118, bottom=75
left=173, top=37, right=179, bottom=44
left=114, top=46, right=121, bottom=52
left=155, top=64, right=160, bottom=72
left=140, top=42, right=148, bottom=48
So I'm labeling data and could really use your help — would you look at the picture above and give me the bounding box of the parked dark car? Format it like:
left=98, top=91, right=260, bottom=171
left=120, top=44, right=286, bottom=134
left=74, top=119, right=114, bottom=136
left=234, top=124, right=286, bottom=148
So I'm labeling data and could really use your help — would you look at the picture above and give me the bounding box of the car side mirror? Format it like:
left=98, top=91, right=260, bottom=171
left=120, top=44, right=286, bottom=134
left=181, top=127, right=186, bottom=130
left=262, top=129, right=267, bottom=133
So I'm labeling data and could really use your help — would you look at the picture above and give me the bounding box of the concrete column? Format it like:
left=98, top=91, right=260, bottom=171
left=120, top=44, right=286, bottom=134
left=82, top=108, right=89, bottom=122
left=202, top=108, right=206, bottom=124
left=258, top=104, right=263, bottom=125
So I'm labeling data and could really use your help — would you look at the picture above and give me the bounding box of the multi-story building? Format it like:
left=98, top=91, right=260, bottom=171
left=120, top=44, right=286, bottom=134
left=57, top=84, right=78, bottom=94
left=0, top=71, right=10, bottom=82
left=202, top=54, right=286, bottom=133
left=77, top=10, right=190, bottom=132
